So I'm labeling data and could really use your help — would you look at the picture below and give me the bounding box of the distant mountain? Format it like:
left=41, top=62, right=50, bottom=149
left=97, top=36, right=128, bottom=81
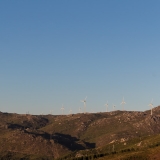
left=0, top=106, right=160, bottom=159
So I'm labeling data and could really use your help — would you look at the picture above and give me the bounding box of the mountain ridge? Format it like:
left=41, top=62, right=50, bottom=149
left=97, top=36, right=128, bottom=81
left=0, top=106, right=160, bottom=159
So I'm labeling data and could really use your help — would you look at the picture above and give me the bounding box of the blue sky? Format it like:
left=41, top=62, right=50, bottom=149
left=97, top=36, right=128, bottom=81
left=0, top=1, right=160, bottom=115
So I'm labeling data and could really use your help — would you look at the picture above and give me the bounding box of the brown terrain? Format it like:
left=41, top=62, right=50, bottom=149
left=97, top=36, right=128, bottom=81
left=0, top=106, right=160, bottom=159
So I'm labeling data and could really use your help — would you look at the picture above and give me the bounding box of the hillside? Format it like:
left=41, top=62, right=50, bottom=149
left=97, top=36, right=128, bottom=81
left=0, top=106, right=160, bottom=159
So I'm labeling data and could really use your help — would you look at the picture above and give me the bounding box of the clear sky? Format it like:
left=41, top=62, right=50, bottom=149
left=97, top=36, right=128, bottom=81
left=0, top=0, right=160, bottom=115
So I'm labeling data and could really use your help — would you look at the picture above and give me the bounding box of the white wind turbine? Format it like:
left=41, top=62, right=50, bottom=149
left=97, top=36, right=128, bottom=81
left=69, top=108, right=72, bottom=114
left=79, top=107, right=82, bottom=113
left=148, top=99, right=153, bottom=116
left=61, top=104, right=64, bottom=115
left=50, top=110, right=53, bottom=115
left=81, top=96, right=87, bottom=113
left=104, top=101, right=109, bottom=112
left=113, top=104, right=116, bottom=111
left=121, top=97, right=126, bottom=111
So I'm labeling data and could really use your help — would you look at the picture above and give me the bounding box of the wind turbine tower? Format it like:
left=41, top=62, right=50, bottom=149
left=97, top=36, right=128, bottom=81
left=50, top=110, right=53, bottom=115
left=69, top=108, right=72, bottom=114
left=148, top=99, right=153, bottom=116
left=104, top=101, right=109, bottom=112
left=113, top=104, right=116, bottom=111
left=121, top=97, right=126, bottom=111
left=79, top=107, right=82, bottom=113
left=61, top=105, right=64, bottom=115
left=81, top=96, right=87, bottom=113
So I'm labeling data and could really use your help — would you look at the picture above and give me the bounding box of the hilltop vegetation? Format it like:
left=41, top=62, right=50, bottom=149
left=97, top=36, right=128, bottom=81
left=0, top=106, right=160, bottom=159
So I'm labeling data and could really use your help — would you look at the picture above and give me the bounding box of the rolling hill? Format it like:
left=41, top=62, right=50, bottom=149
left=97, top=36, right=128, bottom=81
left=0, top=106, right=160, bottom=159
